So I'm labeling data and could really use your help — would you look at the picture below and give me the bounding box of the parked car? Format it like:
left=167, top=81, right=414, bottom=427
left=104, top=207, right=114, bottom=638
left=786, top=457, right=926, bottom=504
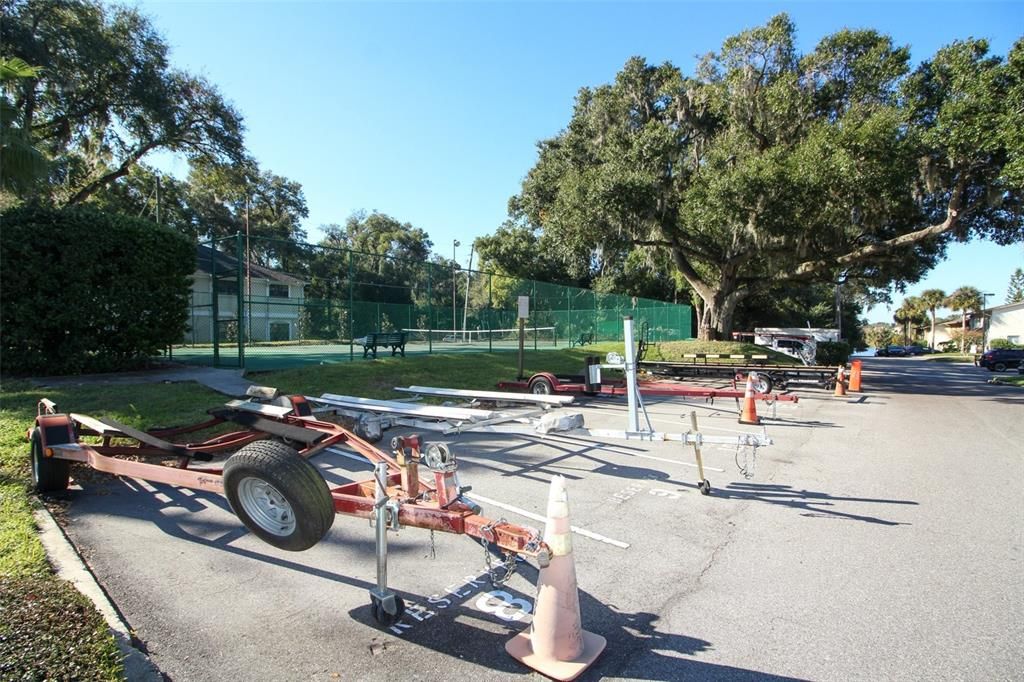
left=978, top=348, right=1024, bottom=372
left=903, top=345, right=929, bottom=356
left=876, top=345, right=907, bottom=357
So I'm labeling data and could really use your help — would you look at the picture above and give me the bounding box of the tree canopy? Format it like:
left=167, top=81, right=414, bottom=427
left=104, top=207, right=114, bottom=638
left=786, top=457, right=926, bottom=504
left=1, top=0, right=245, bottom=205
left=506, top=14, right=1023, bottom=339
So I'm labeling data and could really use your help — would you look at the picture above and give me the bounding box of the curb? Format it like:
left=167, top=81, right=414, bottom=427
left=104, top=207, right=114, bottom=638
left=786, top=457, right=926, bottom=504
left=34, top=508, right=164, bottom=681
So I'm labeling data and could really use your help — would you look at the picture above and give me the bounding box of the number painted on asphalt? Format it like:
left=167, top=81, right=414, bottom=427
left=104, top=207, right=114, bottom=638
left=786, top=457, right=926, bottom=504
left=475, top=589, right=532, bottom=622
left=648, top=488, right=681, bottom=499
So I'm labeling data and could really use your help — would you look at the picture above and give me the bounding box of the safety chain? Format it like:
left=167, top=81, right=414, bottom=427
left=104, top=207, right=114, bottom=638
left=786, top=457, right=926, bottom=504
left=479, top=518, right=517, bottom=586
left=735, top=443, right=758, bottom=479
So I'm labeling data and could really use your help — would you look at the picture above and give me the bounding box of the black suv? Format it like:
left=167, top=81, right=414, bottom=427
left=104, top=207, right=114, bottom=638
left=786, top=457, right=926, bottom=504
left=979, top=349, right=1024, bottom=372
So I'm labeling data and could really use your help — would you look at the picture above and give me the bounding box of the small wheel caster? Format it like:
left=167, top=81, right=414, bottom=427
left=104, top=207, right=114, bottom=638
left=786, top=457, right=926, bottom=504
left=699, top=480, right=711, bottom=496
left=370, top=594, right=405, bottom=627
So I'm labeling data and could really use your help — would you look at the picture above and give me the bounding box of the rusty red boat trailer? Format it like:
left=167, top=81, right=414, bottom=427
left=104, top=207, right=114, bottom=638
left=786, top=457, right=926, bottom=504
left=497, top=372, right=799, bottom=405
left=28, top=391, right=549, bottom=627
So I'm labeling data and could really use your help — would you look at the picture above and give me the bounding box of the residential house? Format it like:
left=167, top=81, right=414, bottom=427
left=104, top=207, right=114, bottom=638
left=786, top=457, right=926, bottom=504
left=917, top=301, right=1024, bottom=349
left=185, top=244, right=306, bottom=344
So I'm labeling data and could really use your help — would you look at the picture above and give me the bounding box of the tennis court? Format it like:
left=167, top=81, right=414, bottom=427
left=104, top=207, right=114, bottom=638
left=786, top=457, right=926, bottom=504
left=173, top=236, right=692, bottom=370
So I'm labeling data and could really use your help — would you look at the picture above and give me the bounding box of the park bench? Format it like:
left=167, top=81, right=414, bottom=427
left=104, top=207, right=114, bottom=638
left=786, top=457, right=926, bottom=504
left=570, top=332, right=594, bottom=348
left=355, top=331, right=407, bottom=359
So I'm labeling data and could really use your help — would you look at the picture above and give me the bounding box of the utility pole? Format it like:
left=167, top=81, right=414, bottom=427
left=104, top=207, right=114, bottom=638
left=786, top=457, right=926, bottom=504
left=452, top=239, right=460, bottom=338
left=462, top=244, right=474, bottom=342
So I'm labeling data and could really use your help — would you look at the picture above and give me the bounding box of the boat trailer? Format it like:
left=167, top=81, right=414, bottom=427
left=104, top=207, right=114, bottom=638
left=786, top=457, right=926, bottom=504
left=26, top=389, right=550, bottom=627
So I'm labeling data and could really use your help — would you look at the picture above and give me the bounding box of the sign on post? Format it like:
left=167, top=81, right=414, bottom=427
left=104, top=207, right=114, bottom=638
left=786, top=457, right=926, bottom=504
left=517, top=296, right=529, bottom=319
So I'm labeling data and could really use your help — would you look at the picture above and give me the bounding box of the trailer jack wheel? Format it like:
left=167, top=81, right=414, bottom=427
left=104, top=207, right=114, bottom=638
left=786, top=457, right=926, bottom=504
left=370, top=592, right=406, bottom=627
left=699, top=479, right=711, bottom=496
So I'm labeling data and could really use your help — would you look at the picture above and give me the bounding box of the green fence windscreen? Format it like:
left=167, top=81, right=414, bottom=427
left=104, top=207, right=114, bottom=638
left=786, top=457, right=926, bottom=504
left=170, top=235, right=693, bottom=370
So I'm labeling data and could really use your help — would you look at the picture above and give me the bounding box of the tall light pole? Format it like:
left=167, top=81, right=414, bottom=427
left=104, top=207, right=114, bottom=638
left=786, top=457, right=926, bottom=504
left=452, top=239, right=460, bottom=337
left=982, top=292, right=995, bottom=350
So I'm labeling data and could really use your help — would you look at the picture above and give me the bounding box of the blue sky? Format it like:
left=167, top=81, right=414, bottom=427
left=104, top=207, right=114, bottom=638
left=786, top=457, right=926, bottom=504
left=136, top=1, right=1023, bottom=323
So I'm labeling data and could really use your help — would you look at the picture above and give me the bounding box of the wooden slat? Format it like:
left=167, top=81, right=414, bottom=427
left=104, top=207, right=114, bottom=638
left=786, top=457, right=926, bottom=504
left=223, top=400, right=294, bottom=418
left=96, top=418, right=190, bottom=457
left=209, top=408, right=325, bottom=445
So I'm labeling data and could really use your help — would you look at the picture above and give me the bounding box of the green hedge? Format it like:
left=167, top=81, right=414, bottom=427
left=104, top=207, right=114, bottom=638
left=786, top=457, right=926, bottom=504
left=815, top=341, right=851, bottom=366
left=1, top=204, right=194, bottom=375
left=989, top=338, right=1023, bottom=350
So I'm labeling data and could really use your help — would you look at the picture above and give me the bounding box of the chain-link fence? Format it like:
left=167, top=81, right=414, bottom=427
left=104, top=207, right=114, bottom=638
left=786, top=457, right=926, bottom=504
left=169, top=234, right=692, bottom=370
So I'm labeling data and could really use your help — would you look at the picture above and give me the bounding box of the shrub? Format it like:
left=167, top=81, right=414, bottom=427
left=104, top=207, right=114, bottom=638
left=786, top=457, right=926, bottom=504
left=989, top=338, right=1023, bottom=350
left=815, top=340, right=851, bottom=365
left=1, top=204, right=194, bottom=375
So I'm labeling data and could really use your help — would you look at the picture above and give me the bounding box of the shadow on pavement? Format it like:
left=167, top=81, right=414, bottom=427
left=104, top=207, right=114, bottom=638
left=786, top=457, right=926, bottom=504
left=715, top=482, right=917, bottom=526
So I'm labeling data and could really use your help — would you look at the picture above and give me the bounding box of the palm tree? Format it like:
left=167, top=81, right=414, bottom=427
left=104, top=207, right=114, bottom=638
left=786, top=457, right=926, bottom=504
left=945, top=286, right=983, bottom=352
left=0, top=57, right=47, bottom=192
left=919, top=289, right=946, bottom=350
left=894, top=296, right=925, bottom=345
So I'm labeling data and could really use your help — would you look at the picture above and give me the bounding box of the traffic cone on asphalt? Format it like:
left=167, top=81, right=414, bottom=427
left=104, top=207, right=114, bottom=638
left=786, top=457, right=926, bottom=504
left=506, top=475, right=606, bottom=681
left=737, top=372, right=761, bottom=425
left=834, top=366, right=847, bottom=397
left=849, top=360, right=863, bottom=392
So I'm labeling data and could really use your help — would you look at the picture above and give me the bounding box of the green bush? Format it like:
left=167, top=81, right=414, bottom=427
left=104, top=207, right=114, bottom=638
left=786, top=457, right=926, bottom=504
left=816, top=340, right=851, bottom=365
left=989, top=338, right=1023, bottom=350
left=1, top=204, right=194, bottom=375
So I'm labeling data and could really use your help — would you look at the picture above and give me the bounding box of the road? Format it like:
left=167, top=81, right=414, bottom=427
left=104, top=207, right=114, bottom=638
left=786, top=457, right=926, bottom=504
left=53, top=357, right=1023, bottom=680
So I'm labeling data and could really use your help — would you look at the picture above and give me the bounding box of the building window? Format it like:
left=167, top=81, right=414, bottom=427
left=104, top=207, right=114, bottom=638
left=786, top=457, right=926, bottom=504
left=270, top=322, right=290, bottom=341
left=214, top=278, right=237, bottom=295
left=269, top=284, right=290, bottom=299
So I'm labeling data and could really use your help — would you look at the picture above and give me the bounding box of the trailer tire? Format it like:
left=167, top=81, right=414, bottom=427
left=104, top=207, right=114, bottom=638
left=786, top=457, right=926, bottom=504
left=30, top=428, right=70, bottom=493
left=224, top=441, right=334, bottom=551
left=530, top=376, right=555, bottom=395
left=751, top=374, right=774, bottom=394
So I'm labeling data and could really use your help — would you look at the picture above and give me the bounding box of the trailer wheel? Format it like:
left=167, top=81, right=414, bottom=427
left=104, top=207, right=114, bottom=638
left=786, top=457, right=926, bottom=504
left=223, top=441, right=334, bottom=551
left=530, top=376, right=555, bottom=395
left=698, top=479, right=711, bottom=496
left=370, top=594, right=406, bottom=627
left=751, top=374, right=774, bottom=394
left=30, top=428, right=70, bottom=493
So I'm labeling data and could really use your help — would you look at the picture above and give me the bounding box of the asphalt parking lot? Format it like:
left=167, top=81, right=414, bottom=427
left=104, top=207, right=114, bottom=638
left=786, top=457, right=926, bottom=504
left=52, top=358, right=1023, bottom=681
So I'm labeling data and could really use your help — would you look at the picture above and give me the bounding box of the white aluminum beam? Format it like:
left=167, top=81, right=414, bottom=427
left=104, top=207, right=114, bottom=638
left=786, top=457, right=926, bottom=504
left=393, top=385, right=575, bottom=406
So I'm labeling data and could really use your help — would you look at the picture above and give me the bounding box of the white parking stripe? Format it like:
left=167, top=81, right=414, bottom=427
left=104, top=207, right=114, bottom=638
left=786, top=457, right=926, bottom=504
left=466, top=493, right=630, bottom=549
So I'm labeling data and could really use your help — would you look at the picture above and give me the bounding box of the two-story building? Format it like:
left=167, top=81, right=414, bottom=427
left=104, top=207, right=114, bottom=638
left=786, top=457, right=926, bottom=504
left=185, top=244, right=306, bottom=344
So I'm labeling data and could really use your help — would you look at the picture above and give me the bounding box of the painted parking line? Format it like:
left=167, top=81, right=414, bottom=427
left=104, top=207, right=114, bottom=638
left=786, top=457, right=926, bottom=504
left=327, top=446, right=629, bottom=548
left=466, top=493, right=630, bottom=549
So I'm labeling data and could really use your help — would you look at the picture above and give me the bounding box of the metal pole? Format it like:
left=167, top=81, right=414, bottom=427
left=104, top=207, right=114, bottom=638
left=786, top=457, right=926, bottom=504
left=374, top=461, right=389, bottom=593
left=517, top=317, right=525, bottom=380
left=452, top=239, right=460, bottom=339
left=427, top=263, right=433, bottom=354
left=155, top=174, right=161, bottom=226
left=463, top=244, right=473, bottom=342
left=235, top=232, right=245, bottom=369
left=488, top=273, right=493, bottom=353
left=348, top=250, right=354, bottom=361
left=211, top=244, right=219, bottom=367
left=623, top=316, right=639, bottom=433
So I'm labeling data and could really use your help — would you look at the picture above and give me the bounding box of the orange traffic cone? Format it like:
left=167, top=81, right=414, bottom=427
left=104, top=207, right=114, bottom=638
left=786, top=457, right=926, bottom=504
left=834, top=366, right=847, bottom=397
left=506, top=475, right=606, bottom=681
left=848, top=360, right=863, bottom=392
left=738, top=372, right=761, bottom=425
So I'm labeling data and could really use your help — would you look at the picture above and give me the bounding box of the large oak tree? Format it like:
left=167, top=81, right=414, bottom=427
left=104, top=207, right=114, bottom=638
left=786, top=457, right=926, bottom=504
left=509, top=15, right=1023, bottom=339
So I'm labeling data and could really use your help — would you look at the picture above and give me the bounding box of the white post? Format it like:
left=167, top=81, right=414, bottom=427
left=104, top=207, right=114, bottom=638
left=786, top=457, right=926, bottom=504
left=623, top=316, right=639, bottom=433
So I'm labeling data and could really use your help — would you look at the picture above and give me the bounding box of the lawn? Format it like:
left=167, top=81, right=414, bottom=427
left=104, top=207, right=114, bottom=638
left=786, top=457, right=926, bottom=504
left=991, top=374, right=1024, bottom=387
left=922, top=354, right=977, bottom=363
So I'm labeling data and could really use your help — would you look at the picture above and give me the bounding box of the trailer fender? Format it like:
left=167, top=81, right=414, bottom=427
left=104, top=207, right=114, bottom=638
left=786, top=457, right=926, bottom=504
left=528, top=373, right=559, bottom=395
